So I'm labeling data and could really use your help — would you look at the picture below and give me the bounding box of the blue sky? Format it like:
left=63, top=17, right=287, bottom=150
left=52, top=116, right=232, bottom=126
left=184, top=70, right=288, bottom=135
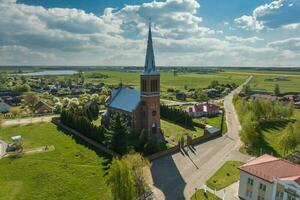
left=1, top=0, right=300, bottom=66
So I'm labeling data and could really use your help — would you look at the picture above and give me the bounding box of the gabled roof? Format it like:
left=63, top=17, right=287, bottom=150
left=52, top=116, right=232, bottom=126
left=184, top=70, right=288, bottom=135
left=240, top=154, right=300, bottom=184
left=0, top=101, right=11, bottom=113
left=108, top=87, right=141, bottom=113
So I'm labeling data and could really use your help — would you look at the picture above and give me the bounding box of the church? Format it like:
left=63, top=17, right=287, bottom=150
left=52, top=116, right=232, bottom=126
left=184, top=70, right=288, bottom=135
left=106, top=22, right=161, bottom=135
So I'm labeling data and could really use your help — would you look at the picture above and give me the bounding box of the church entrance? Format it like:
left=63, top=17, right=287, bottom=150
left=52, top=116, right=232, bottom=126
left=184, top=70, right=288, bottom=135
left=152, top=123, right=157, bottom=134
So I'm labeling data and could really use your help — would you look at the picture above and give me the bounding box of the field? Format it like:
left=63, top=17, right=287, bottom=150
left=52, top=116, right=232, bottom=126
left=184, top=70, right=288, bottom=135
left=223, top=70, right=300, bottom=93
left=84, top=70, right=248, bottom=92
left=0, top=123, right=110, bottom=200
left=206, top=161, right=244, bottom=190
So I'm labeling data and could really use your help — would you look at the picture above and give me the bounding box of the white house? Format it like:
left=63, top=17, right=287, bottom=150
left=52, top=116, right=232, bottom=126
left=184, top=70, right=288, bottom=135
left=238, top=154, right=300, bottom=200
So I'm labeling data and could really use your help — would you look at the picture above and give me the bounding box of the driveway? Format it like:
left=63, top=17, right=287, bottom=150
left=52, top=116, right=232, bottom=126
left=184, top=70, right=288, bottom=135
left=150, top=76, right=253, bottom=200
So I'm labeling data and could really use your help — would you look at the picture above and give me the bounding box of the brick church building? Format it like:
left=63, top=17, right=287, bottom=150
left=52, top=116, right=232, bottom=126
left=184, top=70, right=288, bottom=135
left=106, top=22, right=161, bottom=135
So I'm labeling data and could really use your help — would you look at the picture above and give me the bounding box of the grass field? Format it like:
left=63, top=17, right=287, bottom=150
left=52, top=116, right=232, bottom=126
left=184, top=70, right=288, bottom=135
left=223, top=70, right=300, bottom=93
left=191, top=189, right=220, bottom=200
left=161, top=119, right=204, bottom=143
left=0, top=123, right=110, bottom=200
left=84, top=70, right=248, bottom=92
left=206, top=161, right=244, bottom=190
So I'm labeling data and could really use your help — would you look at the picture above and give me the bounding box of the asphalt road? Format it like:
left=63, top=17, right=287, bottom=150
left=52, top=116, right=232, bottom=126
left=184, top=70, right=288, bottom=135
left=150, top=76, right=253, bottom=200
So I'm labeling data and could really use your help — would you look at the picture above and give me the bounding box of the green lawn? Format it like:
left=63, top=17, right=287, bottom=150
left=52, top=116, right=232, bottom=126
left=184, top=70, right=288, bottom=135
left=0, top=123, right=111, bottom=200
left=206, top=161, right=244, bottom=190
left=191, top=189, right=221, bottom=200
left=161, top=119, right=204, bottom=143
left=194, top=114, right=227, bottom=134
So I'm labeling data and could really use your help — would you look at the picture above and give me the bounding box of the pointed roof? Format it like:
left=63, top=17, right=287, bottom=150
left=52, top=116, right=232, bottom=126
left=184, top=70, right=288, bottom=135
left=143, top=20, right=159, bottom=75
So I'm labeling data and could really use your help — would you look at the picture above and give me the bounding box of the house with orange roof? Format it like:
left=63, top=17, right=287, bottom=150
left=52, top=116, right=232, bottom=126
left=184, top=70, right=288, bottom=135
left=238, top=154, right=300, bottom=200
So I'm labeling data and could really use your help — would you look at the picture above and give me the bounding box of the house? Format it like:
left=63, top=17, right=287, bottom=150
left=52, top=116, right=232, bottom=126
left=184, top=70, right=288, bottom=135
left=1, top=96, right=21, bottom=106
left=0, top=100, right=11, bottom=113
left=34, top=101, right=53, bottom=114
left=238, top=154, right=300, bottom=200
left=185, top=102, right=220, bottom=118
left=106, top=22, right=161, bottom=135
left=176, top=92, right=187, bottom=101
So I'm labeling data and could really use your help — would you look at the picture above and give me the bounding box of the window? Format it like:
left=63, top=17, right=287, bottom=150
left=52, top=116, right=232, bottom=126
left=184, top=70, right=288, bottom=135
left=247, top=178, right=254, bottom=186
left=142, top=80, right=147, bottom=92
left=246, top=191, right=252, bottom=198
left=259, top=183, right=266, bottom=192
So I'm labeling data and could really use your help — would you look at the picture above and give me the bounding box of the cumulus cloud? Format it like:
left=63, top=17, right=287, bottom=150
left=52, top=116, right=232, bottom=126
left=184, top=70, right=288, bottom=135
left=235, top=0, right=300, bottom=30
left=268, top=37, right=300, bottom=52
left=0, top=0, right=299, bottom=66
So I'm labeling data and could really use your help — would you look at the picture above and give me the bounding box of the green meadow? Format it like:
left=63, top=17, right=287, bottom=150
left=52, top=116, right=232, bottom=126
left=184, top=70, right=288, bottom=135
left=84, top=70, right=248, bottom=91
left=0, top=123, right=110, bottom=200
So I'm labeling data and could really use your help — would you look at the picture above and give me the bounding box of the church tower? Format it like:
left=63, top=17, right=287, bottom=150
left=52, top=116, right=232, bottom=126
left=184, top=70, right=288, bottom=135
left=140, top=21, right=161, bottom=135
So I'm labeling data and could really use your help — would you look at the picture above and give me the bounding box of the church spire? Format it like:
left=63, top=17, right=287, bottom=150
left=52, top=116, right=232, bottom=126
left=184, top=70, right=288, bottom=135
left=144, top=19, right=157, bottom=74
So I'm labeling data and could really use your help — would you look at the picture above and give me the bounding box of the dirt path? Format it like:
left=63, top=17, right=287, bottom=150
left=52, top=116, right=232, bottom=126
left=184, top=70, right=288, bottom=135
left=2, top=115, right=58, bottom=127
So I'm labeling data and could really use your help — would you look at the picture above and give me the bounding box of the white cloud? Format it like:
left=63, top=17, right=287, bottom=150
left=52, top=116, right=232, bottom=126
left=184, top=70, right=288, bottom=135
left=0, top=0, right=299, bottom=67
left=225, top=36, right=264, bottom=43
left=268, top=37, right=300, bottom=52
left=235, top=0, right=300, bottom=30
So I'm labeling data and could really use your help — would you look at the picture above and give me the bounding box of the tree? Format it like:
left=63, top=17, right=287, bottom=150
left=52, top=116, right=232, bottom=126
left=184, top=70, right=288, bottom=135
left=23, top=92, right=39, bottom=108
left=107, top=158, right=136, bottom=200
left=242, top=84, right=251, bottom=95
left=240, top=111, right=259, bottom=147
left=274, top=84, right=280, bottom=96
left=54, top=102, right=63, bottom=114
left=123, top=153, right=150, bottom=198
left=107, top=113, right=130, bottom=154
left=209, top=80, right=219, bottom=88
left=280, top=122, right=300, bottom=155
left=193, top=89, right=208, bottom=101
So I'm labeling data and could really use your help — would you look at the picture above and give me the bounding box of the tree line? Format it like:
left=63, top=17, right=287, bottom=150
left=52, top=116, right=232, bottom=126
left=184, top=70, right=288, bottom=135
left=233, top=95, right=294, bottom=148
left=160, top=104, right=193, bottom=127
left=61, top=109, right=130, bottom=155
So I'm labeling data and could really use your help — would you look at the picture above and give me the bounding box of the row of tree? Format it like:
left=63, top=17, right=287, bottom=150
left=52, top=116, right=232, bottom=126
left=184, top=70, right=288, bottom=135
left=234, top=95, right=294, bottom=147
left=160, top=105, right=193, bottom=127
left=61, top=109, right=106, bottom=143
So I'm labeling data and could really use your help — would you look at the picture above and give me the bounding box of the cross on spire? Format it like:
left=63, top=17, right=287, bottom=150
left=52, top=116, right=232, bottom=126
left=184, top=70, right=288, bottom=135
left=144, top=18, right=157, bottom=74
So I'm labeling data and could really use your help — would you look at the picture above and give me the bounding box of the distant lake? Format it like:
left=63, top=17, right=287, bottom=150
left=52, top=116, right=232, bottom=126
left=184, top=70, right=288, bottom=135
left=14, top=70, right=79, bottom=76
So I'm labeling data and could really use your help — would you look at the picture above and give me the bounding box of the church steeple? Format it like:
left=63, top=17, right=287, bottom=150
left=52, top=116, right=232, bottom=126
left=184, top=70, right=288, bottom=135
left=144, top=19, right=157, bottom=74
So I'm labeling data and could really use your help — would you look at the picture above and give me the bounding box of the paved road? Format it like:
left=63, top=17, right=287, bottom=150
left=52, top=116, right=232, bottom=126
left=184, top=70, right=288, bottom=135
left=2, top=115, right=58, bottom=127
left=150, top=76, right=253, bottom=200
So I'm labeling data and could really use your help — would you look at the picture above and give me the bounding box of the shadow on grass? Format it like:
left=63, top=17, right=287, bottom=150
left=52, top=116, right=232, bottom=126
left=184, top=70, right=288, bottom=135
left=243, top=119, right=291, bottom=157
left=162, top=118, right=197, bottom=131
left=55, top=126, right=112, bottom=161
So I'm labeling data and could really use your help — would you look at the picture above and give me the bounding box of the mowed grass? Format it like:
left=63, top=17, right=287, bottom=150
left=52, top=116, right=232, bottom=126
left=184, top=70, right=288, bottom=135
left=161, top=119, right=204, bottom=143
left=191, top=189, right=220, bottom=200
left=223, top=70, right=300, bottom=93
left=84, top=70, right=248, bottom=92
left=206, top=161, right=244, bottom=190
left=0, top=123, right=110, bottom=200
